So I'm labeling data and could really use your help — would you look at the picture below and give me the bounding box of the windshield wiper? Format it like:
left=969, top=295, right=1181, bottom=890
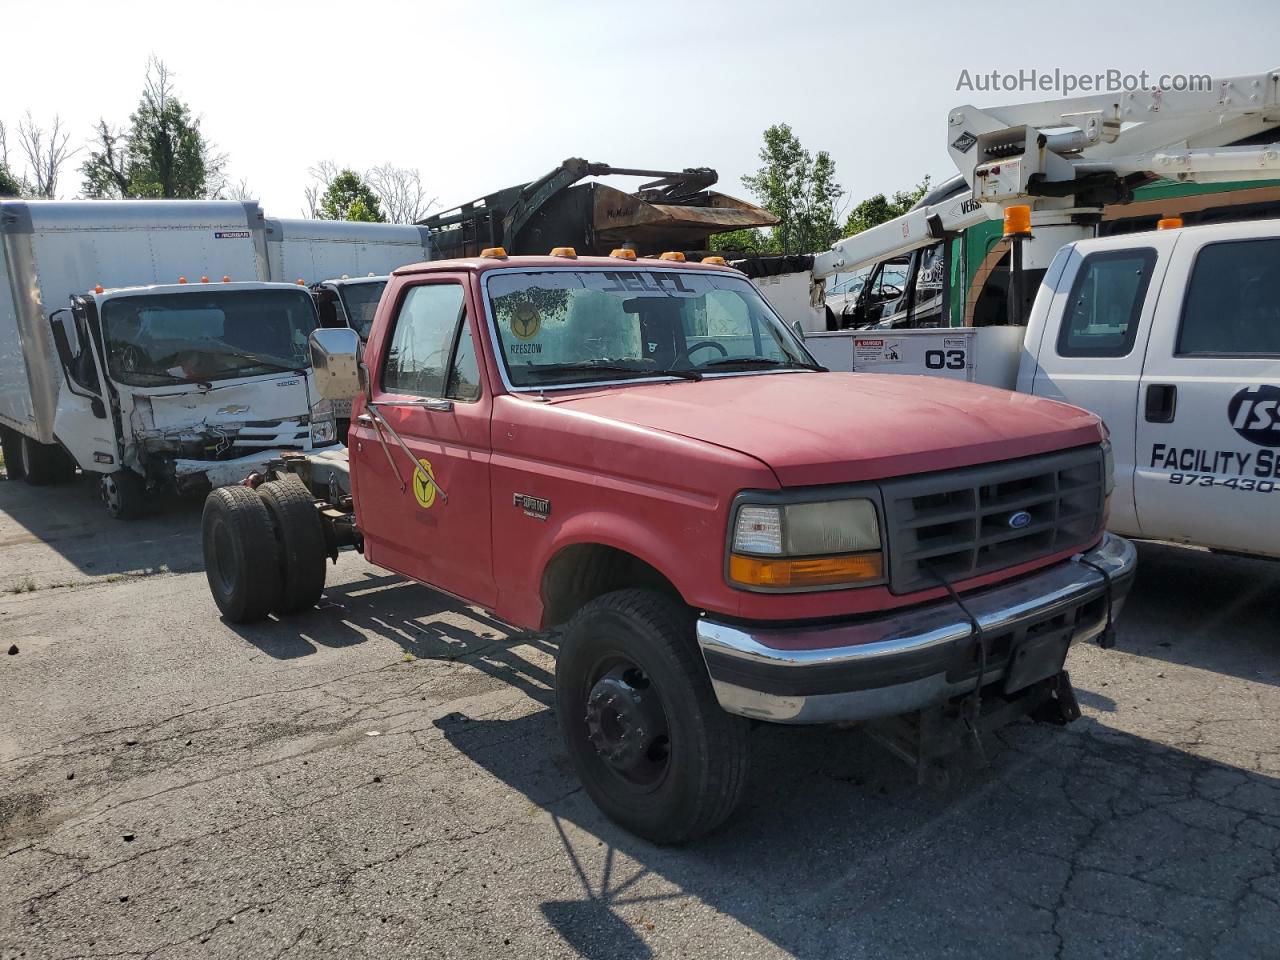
left=699, top=357, right=824, bottom=372
left=522, top=363, right=701, bottom=382
left=207, top=350, right=307, bottom=376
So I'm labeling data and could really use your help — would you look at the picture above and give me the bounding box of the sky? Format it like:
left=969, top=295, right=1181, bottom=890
left=3, top=0, right=1280, bottom=222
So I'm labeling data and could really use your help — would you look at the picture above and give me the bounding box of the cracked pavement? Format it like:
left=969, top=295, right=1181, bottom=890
left=1, top=475, right=1278, bottom=959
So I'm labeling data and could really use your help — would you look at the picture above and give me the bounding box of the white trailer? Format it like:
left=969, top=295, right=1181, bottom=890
left=265, top=219, right=431, bottom=286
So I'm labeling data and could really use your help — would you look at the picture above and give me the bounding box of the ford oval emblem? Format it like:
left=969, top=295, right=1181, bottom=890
left=1008, top=510, right=1032, bottom=530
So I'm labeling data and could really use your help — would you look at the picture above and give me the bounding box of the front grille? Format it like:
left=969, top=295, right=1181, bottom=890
left=881, top=445, right=1106, bottom=594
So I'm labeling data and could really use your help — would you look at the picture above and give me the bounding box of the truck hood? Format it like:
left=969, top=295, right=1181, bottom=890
left=134, top=375, right=310, bottom=433
left=549, top=372, right=1102, bottom=486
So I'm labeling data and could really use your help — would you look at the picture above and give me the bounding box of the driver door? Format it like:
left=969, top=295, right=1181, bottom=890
left=50, top=302, right=119, bottom=473
left=348, top=276, right=496, bottom=606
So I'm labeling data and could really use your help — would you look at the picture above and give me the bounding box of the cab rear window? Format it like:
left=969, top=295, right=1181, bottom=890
left=1056, top=249, right=1156, bottom=358
left=1177, top=238, right=1280, bottom=356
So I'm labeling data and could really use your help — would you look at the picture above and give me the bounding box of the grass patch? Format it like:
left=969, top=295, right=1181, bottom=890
left=7, top=577, right=37, bottom=594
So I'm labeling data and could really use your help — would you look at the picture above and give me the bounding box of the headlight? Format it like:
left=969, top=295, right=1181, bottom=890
left=310, top=418, right=337, bottom=446
left=1101, top=438, right=1115, bottom=497
left=729, top=498, right=884, bottom=590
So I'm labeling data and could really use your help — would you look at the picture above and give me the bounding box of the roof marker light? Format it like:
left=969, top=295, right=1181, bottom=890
left=178, top=276, right=187, bottom=284
left=658, top=251, right=686, bottom=261
left=94, top=284, right=104, bottom=294
left=550, top=247, right=577, bottom=258
left=481, top=247, right=508, bottom=258
left=1157, top=216, right=1184, bottom=230
left=222, top=276, right=231, bottom=283
left=296, top=279, right=305, bottom=285
left=701, top=256, right=727, bottom=265
left=200, top=276, right=209, bottom=283
left=610, top=248, right=637, bottom=260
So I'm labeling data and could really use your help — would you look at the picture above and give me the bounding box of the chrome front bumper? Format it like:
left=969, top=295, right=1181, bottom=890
left=696, top=533, right=1137, bottom=725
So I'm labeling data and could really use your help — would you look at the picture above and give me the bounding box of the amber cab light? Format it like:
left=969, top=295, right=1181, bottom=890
left=480, top=247, right=508, bottom=258
left=1002, top=204, right=1032, bottom=238
left=1157, top=217, right=1184, bottom=230
left=549, top=247, right=577, bottom=258
left=658, top=251, right=686, bottom=261
left=610, top=248, right=637, bottom=260
left=729, top=552, right=884, bottom=589
left=701, top=256, right=727, bottom=265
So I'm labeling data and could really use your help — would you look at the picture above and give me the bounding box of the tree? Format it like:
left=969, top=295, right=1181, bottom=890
left=315, top=169, right=386, bottom=222
left=708, top=227, right=769, bottom=255
left=740, top=124, right=844, bottom=255
left=842, top=176, right=932, bottom=238
left=81, top=57, right=226, bottom=199
left=17, top=113, right=77, bottom=198
left=366, top=163, right=435, bottom=222
left=306, top=161, right=432, bottom=222
left=0, top=122, right=20, bottom=197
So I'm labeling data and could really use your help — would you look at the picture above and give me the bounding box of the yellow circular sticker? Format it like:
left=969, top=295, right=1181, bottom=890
left=510, top=302, right=541, bottom=340
left=412, top=458, right=437, bottom=510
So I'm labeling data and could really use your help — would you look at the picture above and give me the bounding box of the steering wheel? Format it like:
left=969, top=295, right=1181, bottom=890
left=115, top=344, right=150, bottom=373
left=687, top=340, right=729, bottom=361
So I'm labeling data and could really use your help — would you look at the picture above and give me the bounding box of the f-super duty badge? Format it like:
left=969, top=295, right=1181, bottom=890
left=1229, top=384, right=1280, bottom=447
left=513, top=492, right=550, bottom=520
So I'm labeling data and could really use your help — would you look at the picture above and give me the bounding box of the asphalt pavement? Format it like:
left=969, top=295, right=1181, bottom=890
left=2, top=472, right=1278, bottom=959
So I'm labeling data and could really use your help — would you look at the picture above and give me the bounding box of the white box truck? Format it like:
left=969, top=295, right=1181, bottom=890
left=0, top=201, right=430, bottom=515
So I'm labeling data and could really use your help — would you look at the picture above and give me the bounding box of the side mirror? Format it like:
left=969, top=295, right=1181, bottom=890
left=50, top=309, right=79, bottom=360
left=791, top=319, right=806, bottom=341
left=309, top=327, right=362, bottom=402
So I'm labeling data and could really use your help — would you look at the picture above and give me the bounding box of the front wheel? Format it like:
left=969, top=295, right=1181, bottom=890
left=100, top=470, right=146, bottom=520
left=555, top=589, right=750, bottom=845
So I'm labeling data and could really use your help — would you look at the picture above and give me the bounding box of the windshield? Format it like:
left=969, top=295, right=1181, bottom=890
left=102, top=289, right=319, bottom=387
left=486, top=268, right=816, bottom=388
left=337, top=280, right=386, bottom=339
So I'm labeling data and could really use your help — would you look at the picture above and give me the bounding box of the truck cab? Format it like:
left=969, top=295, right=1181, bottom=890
left=310, top=275, right=388, bottom=341
left=201, top=251, right=1137, bottom=843
left=1019, top=219, right=1280, bottom=558
left=50, top=280, right=339, bottom=517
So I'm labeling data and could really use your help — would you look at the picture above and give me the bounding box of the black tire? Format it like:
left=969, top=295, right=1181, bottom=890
left=202, top=485, right=282, bottom=623
left=19, top=434, right=61, bottom=486
left=555, top=589, right=750, bottom=845
left=0, top=428, right=24, bottom=481
left=258, top=475, right=326, bottom=615
left=100, top=470, right=147, bottom=520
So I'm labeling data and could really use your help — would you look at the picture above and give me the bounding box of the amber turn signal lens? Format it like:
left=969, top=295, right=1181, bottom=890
left=729, top=552, right=883, bottom=588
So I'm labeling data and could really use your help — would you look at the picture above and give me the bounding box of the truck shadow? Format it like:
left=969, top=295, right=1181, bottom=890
left=433, top=706, right=1280, bottom=958
left=225, top=570, right=559, bottom=707
left=0, top=471, right=205, bottom=588
left=1122, top=540, right=1280, bottom=687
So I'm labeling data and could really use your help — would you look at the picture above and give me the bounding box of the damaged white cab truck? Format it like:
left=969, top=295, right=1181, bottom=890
left=4, top=278, right=338, bottom=517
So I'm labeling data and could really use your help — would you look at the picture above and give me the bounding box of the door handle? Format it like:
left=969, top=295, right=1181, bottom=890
left=355, top=414, right=374, bottom=425
left=422, top=398, right=453, bottom=412
left=1145, top=383, right=1177, bottom=423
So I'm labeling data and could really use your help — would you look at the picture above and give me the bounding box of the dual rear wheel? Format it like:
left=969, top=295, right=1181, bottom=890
left=202, top=475, right=327, bottom=623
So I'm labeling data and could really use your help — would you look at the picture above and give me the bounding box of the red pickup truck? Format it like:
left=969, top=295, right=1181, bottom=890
left=200, top=250, right=1137, bottom=843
